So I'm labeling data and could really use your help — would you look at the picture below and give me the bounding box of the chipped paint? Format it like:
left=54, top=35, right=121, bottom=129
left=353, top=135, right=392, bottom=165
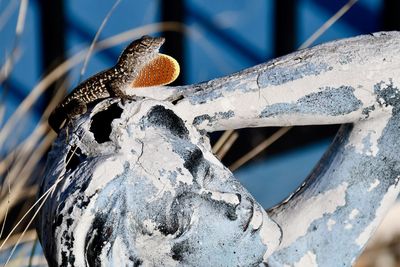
left=199, top=188, right=240, bottom=205
left=368, top=179, right=380, bottom=192
left=326, top=219, right=336, bottom=231
left=345, top=224, right=353, bottom=230
left=89, top=157, right=124, bottom=193
left=257, top=61, right=331, bottom=87
left=192, top=110, right=235, bottom=127
left=349, top=209, right=360, bottom=220
left=38, top=32, right=400, bottom=266
left=278, top=182, right=348, bottom=249
left=346, top=108, right=392, bottom=157
left=356, top=181, right=400, bottom=247
left=293, top=251, right=318, bottom=267
left=136, top=230, right=177, bottom=266
left=249, top=204, right=263, bottom=230
left=260, top=86, right=362, bottom=118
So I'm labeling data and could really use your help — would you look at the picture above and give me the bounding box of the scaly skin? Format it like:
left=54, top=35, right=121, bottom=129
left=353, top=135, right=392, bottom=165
left=48, top=35, right=165, bottom=132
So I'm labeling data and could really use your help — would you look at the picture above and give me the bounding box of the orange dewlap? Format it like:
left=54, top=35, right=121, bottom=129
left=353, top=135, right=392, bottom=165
left=131, top=54, right=180, bottom=87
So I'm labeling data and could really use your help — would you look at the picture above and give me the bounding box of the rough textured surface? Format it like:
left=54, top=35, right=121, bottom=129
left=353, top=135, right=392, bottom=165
left=38, top=32, right=400, bottom=266
left=39, top=99, right=280, bottom=266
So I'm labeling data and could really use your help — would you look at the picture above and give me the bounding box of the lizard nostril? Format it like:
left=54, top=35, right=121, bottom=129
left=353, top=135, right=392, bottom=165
left=90, top=103, right=123, bottom=143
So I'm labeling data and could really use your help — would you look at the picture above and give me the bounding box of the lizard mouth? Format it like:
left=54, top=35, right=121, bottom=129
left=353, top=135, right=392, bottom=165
left=131, top=53, right=180, bottom=88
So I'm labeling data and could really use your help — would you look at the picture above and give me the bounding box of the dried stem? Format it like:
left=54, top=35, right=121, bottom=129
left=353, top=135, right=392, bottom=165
left=216, top=131, right=239, bottom=159
left=79, top=0, right=122, bottom=81
left=0, top=0, right=18, bottom=31
left=0, top=229, right=36, bottom=252
left=299, top=0, right=358, bottom=49
left=212, top=130, right=234, bottom=154
left=229, top=127, right=291, bottom=171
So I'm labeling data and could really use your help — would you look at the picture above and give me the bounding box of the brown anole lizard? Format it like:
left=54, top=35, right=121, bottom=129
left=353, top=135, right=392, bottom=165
left=48, top=35, right=180, bottom=133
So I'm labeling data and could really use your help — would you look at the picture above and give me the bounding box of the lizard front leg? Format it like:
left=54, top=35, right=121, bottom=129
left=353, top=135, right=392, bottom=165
left=107, top=81, right=143, bottom=104
left=66, top=98, right=88, bottom=119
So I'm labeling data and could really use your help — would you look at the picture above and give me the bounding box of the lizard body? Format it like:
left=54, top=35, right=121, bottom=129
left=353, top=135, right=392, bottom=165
left=49, top=35, right=179, bottom=133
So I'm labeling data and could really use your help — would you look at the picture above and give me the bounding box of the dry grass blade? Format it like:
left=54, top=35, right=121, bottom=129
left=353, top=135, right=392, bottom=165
left=0, top=177, right=53, bottom=251
left=17, top=131, right=56, bottom=187
left=4, top=189, right=47, bottom=266
left=27, top=237, right=38, bottom=267
left=229, top=127, right=292, bottom=171
left=4, top=152, right=83, bottom=266
left=0, top=77, right=66, bottom=178
left=299, top=0, right=358, bottom=49
left=0, top=186, right=37, bottom=226
left=11, top=256, right=47, bottom=266
left=0, top=132, right=85, bottom=262
left=212, top=130, right=234, bottom=154
left=0, top=104, right=5, bottom=127
left=0, top=0, right=28, bottom=86
left=0, top=47, right=21, bottom=84
left=7, top=255, right=47, bottom=267
left=216, top=131, right=239, bottom=159
left=0, top=182, right=10, bottom=240
left=0, top=229, right=36, bottom=252
left=0, top=127, right=48, bottom=224
left=79, top=0, right=122, bottom=81
left=0, top=0, right=18, bottom=31
left=0, top=21, right=187, bottom=147
left=0, top=0, right=28, bottom=151
left=15, top=0, right=28, bottom=36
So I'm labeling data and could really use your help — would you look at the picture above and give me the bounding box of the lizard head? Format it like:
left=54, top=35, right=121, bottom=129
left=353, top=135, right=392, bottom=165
left=117, top=36, right=180, bottom=87
left=117, top=35, right=165, bottom=71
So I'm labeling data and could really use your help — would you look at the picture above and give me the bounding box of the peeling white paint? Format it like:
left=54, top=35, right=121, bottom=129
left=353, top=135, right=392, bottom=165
left=277, top=182, right=348, bottom=249
left=136, top=136, right=186, bottom=202
left=128, top=85, right=177, bottom=100
left=89, top=157, right=124, bottom=194
left=202, top=150, right=225, bottom=169
left=369, top=201, right=400, bottom=245
left=346, top=109, right=392, bottom=157
left=261, top=213, right=283, bottom=261
left=70, top=199, right=97, bottom=267
left=249, top=205, right=263, bottom=230
left=293, top=251, right=318, bottom=267
left=349, top=209, right=360, bottom=220
left=110, top=236, right=128, bottom=266
left=174, top=42, right=400, bottom=131
left=327, top=219, right=336, bottom=231
left=136, top=229, right=177, bottom=267
left=200, top=188, right=240, bottom=205
left=143, top=218, right=157, bottom=232
left=345, top=223, right=353, bottom=230
left=368, top=179, right=380, bottom=192
left=356, top=181, right=400, bottom=247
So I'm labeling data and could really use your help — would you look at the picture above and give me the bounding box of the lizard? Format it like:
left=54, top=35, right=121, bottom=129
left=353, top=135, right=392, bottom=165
left=48, top=35, right=180, bottom=133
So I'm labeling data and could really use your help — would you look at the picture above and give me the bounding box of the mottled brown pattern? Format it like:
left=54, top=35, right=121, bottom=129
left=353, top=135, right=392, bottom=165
left=48, top=36, right=165, bottom=132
